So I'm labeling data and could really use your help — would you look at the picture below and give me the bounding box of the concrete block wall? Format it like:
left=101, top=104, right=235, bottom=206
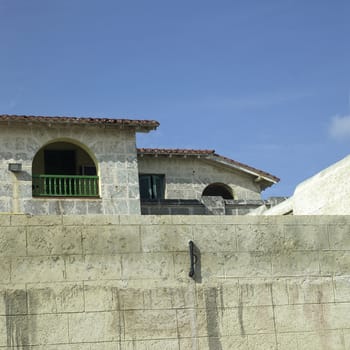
left=1, top=214, right=350, bottom=349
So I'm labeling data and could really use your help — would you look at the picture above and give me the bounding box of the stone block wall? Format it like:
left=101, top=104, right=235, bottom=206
left=1, top=214, right=350, bottom=349
left=138, top=157, right=262, bottom=201
left=0, top=124, right=140, bottom=215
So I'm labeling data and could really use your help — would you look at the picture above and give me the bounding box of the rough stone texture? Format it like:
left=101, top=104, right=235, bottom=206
left=138, top=157, right=262, bottom=201
left=141, top=199, right=267, bottom=216
left=0, top=124, right=141, bottom=215
left=0, top=214, right=350, bottom=349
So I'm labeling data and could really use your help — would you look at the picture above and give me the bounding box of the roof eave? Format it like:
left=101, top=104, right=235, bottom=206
left=209, top=155, right=279, bottom=185
left=0, top=115, right=159, bottom=132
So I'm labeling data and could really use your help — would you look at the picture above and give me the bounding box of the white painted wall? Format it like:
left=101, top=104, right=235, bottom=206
left=293, top=154, right=350, bottom=214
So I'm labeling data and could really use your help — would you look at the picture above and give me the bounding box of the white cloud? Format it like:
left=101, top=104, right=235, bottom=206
left=329, top=115, right=350, bottom=140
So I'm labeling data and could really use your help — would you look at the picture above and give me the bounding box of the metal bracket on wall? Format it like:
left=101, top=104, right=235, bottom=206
left=188, top=240, right=197, bottom=279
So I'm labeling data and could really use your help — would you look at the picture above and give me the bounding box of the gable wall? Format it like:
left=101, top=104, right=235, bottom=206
left=138, top=157, right=262, bottom=200
left=0, top=124, right=140, bottom=215
left=1, top=214, right=349, bottom=349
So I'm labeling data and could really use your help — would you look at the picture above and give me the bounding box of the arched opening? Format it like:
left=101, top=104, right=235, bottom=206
left=32, top=140, right=99, bottom=197
left=202, top=183, right=234, bottom=200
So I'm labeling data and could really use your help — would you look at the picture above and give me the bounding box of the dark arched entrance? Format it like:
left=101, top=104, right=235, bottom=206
left=32, top=140, right=99, bottom=197
left=202, top=183, right=234, bottom=199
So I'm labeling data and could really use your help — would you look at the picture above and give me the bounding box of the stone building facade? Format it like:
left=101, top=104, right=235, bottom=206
left=138, top=149, right=279, bottom=215
left=0, top=115, right=278, bottom=216
left=0, top=115, right=158, bottom=215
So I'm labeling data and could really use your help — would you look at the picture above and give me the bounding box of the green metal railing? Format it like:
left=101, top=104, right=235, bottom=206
left=32, top=174, right=99, bottom=197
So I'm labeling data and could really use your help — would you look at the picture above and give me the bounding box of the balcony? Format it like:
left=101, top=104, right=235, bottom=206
left=32, top=174, right=99, bottom=197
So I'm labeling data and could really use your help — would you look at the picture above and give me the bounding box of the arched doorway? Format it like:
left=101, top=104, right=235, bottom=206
left=202, top=183, right=234, bottom=199
left=32, top=140, right=99, bottom=197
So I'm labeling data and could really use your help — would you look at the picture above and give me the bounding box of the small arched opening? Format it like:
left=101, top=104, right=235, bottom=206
left=32, top=140, right=99, bottom=197
left=202, top=183, right=234, bottom=200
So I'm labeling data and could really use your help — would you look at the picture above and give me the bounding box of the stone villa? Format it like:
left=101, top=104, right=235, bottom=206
left=0, top=114, right=279, bottom=215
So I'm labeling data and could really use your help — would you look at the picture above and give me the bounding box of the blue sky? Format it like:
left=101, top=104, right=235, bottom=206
left=1, top=1, right=350, bottom=198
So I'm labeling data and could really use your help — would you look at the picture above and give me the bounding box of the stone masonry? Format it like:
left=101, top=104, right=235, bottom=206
left=138, top=156, right=262, bottom=201
left=0, top=123, right=140, bottom=215
left=1, top=214, right=350, bottom=349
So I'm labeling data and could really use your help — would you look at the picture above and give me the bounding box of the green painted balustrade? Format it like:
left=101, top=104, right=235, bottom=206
left=32, top=174, right=99, bottom=197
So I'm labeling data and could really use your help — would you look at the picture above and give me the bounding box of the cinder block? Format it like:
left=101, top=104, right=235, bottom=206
left=27, top=282, right=84, bottom=314
left=0, top=286, right=27, bottom=315
left=320, top=251, right=350, bottom=275
left=11, top=256, right=66, bottom=283
left=286, top=277, right=334, bottom=304
left=272, top=252, right=320, bottom=276
left=69, top=311, right=121, bottom=343
left=333, top=276, right=350, bottom=302
left=2, top=313, right=68, bottom=346
left=83, top=225, right=140, bottom=254
left=224, top=252, right=272, bottom=278
left=284, top=224, right=329, bottom=250
left=175, top=252, right=225, bottom=281
left=322, top=302, right=350, bottom=329
left=296, top=330, right=346, bottom=350
left=0, top=214, right=11, bottom=226
left=122, top=253, right=174, bottom=280
left=84, top=281, right=118, bottom=312
left=215, top=308, right=242, bottom=336
left=248, top=334, right=277, bottom=350
left=277, top=333, right=298, bottom=350
left=241, top=305, right=275, bottom=334
left=328, top=224, right=350, bottom=250
left=27, top=225, right=82, bottom=256
left=238, top=280, right=275, bottom=307
left=236, top=224, right=284, bottom=253
left=141, top=225, right=192, bottom=253
left=196, top=281, right=239, bottom=309
left=32, top=313, right=69, bottom=345
left=193, top=225, right=236, bottom=252
left=124, top=310, right=177, bottom=340
left=0, top=226, right=26, bottom=257
left=275, top=304, right=325, bottom=332
left=65, top=255, right=122, bottom=281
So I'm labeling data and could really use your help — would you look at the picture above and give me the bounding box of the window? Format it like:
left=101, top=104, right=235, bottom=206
left=139, top=174, right=165, bottom=200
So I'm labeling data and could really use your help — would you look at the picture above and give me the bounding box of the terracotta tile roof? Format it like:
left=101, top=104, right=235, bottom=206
left=137, top=148, right=280, bottom=184
left=138, top=148, right=215, bottom=156
left=0, top=114, right=159, bottom=131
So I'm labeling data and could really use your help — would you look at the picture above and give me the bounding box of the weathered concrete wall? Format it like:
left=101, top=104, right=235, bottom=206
left=0, top=124, right=140, bottom=215
left=138, top=157, right=262, bottom=201
left=1, top=214, right=350, bottom=349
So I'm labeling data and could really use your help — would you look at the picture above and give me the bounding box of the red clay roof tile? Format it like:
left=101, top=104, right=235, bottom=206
left=0, top=114, right=159, bottom=131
